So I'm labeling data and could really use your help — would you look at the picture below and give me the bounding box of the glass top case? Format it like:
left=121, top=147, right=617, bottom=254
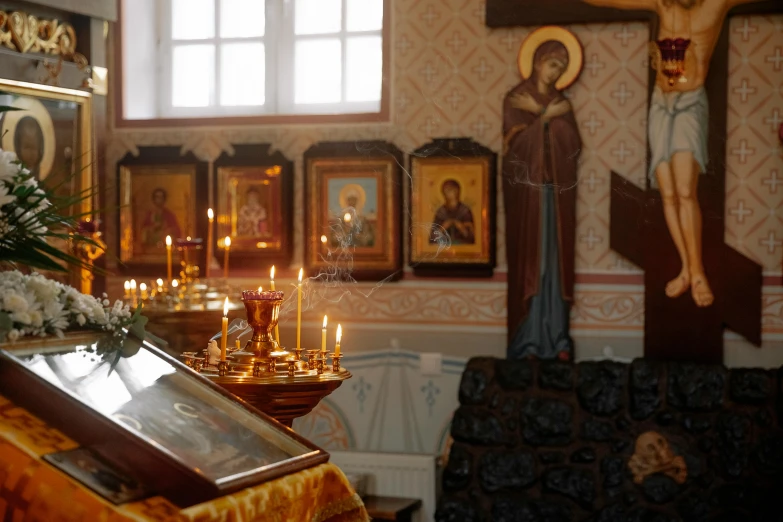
left=0, top=335, right=323, bottom=487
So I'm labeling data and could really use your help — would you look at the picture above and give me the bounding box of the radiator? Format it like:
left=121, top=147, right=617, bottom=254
left=329, top=451, right=437, bottom=522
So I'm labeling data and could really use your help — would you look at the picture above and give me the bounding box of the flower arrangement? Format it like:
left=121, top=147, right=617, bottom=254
left=0, top=270, right=134, bottom=341
left=0, top=137, right=99, bottom=273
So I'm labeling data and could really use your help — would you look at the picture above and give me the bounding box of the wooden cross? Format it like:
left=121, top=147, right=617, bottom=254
left=489, top=0, right=781, bottom=363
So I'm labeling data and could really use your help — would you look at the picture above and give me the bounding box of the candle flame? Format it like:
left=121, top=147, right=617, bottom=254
left=298, top=268, right=303, bottom=282
left=258, top=285, right=263, bottom=292
left=165, top=235, right=172, bottom=247
left=320, top=234, right=328, bottom=243
left=336, top=324, right=342, bottom=343
left=130, top=279, right=136, bottom=290
left=139, top=283, right=147, bottom=292
left=208, top=208, right=214, bottom=220
left=343, top=212, right=352, bottom=223
left=270, top=265, right=275, bottom=280
left=156, top=278, right=163, bottom=286
left=123, top=280, right=130, bottom=291
left=224, top=236, right=231, bottom=248
left=171, top=279, right=179, bottom=287
left=223, top=297, right=229, bottom=316
left=323, top=315, right=328, bottom=329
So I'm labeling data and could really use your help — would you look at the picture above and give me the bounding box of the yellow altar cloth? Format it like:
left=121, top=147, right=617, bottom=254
left=0, top=395, right=369, bottom=522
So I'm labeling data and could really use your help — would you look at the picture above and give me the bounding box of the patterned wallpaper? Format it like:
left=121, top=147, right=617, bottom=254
left=725, top=15, right=783, bottom=274
left=109, top=4, right=783, bottom=344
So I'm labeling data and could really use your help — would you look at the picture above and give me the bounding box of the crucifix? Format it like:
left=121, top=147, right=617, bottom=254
left=490, top=0, right=781, bottom=363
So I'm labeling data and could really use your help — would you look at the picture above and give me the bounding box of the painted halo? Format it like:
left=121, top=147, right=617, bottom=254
left=0, top=96, right=56, bottom=180
left=517, top=25, right=584, bottom=91
left=338, top=183, right=367, bottom=213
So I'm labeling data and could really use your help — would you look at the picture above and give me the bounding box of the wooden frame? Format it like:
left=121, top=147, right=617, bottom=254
left=0, top=332, right=329, bottom=507
left=214, top=144, right=294, bottom=270
left=113, top=0, right=392, bottom=128
left=117, top=146, right=208, bottom=276
left=409, top=138, right=497, bottom=277
left=304, top=141, right=403, bottom=282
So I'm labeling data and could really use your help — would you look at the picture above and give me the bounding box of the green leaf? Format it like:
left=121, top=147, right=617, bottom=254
left=0, top=312, right=13, bottom=333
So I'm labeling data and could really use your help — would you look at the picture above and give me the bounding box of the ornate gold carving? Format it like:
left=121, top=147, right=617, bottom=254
left=628, top=431, right=688, bottom=485
left=0, top=10, right=88, bottom=67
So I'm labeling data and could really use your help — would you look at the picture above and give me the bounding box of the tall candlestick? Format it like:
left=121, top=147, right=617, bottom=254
left=335, top=324, right=342, bottom=357
left=296, top=268, right=303, bottom=350
left=221, top=297, right=229, bottom=361
left=165, top=235, right=173, bottom=283
left=270, top=266, right=280, bottom=344
left=223, top=236, right=231, bottom=278
left=321, top=315, right=328, bottom=355
left=206, top=208, right=214, bottom=279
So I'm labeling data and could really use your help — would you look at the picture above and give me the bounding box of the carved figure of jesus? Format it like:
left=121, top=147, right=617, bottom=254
left=583, top=0, right=759, bottom=307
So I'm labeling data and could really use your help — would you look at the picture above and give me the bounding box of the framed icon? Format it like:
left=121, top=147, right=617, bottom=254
left=118, top=147, right=208, bottom=274
left=410, top=138, right=496, bottom=277
left=214, top=144, right=293, bottom=269
left=304, top=141, right=403, bottom=281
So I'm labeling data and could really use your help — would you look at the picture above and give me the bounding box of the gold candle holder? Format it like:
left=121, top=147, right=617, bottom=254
left=306, top=350, right=319, bottom=370
left=316, top=357, right=324, bottom=375
left=295, top=348, right=303, bottom=361
left=330, top=353, right=343, bottom=373
left=287, top=359, right=296, bottom=377
left=217, top=360, right=230, bottom=376
left=240, top=290, right=284, bottom=358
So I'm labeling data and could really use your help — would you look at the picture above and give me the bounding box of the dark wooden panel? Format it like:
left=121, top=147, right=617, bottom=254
left=486, top=0, right=651, bottom=27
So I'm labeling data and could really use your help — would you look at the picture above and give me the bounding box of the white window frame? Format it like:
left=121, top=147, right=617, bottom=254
left=158, top=0, right=272, bottom=118
left=155, top=0, right=383, bottom=119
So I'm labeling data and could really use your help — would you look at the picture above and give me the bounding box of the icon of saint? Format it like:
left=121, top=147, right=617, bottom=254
left=141, top=188, right=182, bottom=248
left=236, top=187, right=269, bottom=237
left=430, top=179, right=475, bottom=245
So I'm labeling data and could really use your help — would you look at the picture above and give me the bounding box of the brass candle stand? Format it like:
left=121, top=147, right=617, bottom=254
left=180, top=289, right=351, bottom=428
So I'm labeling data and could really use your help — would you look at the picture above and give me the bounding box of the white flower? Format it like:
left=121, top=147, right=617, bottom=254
left=7, top=329, right=19, bottom=342
left=3, top=292, right=29, bottom=314
left=0, top=150, right=22, bottom=182
left=0, top=184, right=15, bottom=207
left=10, top=311, right=32, bottom=325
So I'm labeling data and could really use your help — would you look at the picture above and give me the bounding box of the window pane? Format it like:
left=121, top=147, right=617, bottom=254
left=295, top=0, right=341, bottom=35
left=220, top=43, right=265, bottom=106
left=172, top=44, right=214, bottom=107
left=346, top=36, right=381, bottom=102
left=346, top=0, right=382, bottom=31
left=295, top=39, right=341, bottom=103
left=220, top=0, right=265, bottom=37
left=172, top=0, right=214, bottom=40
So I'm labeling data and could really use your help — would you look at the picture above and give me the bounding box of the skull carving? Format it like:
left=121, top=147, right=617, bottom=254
left=628, top=431, right=687, bottom=485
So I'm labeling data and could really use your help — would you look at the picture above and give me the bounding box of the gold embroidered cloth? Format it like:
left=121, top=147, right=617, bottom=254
left=0, top=394, right=369, bottom=522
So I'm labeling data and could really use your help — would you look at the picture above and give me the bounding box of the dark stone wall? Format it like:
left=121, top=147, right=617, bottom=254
left=436, top=358, right=783, bottom=522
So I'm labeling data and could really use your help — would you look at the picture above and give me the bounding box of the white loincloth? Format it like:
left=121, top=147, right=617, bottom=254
left=647, top=85, right=708, bottom=188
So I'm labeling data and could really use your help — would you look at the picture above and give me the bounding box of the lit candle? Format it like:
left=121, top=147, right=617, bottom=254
left=139, top=283, right=148, bottom=300
left=130, top=279, right=137, bottom=307
left=206, top=208, right=214, bottom=279
left=335, top=324, right=342, bottom=357
left=221, top=297, right=229, bottom=361
left=235, top=339, right=241, bottom=351
left=223, top=236, right=231, bottom=279
left=171, top=279, right=179, bottom=289
left=270, top=266, right=279, bottom=343
left=123, top=280, right=130, bottom=300
left=297, top=268, right=303, bottom=351
left=165, top=235, right=173, bottom=283
left=321, top=315, right=328, bottom=355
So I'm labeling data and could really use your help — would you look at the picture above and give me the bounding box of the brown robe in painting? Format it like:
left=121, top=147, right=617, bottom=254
left=503, top=40, right=582, bottom=359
